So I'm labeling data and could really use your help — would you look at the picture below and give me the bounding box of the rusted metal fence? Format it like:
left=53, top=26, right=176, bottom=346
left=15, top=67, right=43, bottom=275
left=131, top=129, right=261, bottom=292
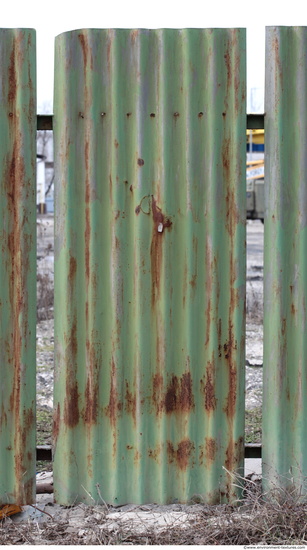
left=52, top=28, right=246, bottom=506
left=263, top=26, right=307, bottom=497
left=0, top=29, right=37, bottom=505
left=2, top=24, right=307, bottom=507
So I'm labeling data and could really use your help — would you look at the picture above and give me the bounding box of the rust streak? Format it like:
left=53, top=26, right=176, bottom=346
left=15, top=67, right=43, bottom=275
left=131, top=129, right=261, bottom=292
left=64, top=320, right=80, bottom=428
left=125, top=381, right=137, bottom=425
left=105, top=358, right=122, bottom=427
left=150, top=196, right=172, bottom=306
left=152, top=373, right=164, bottom=414
left=53, top=403, right=61, bottom=443
left=84, top=341, right=100, bottom=425
left=201, top=361, right=217, bottom=412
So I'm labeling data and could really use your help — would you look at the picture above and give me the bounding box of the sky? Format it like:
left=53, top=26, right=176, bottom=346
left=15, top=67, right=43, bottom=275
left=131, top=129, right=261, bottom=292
left=1, top=0, right=306, bottom=112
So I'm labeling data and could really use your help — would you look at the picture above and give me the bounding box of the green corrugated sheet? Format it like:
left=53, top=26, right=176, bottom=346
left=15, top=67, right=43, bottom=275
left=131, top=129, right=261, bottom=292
left=0, top=29, right=36, bottom=505
left=53, top=28, right=246, bottom=505
left=263, top=26, right=307, bottom=496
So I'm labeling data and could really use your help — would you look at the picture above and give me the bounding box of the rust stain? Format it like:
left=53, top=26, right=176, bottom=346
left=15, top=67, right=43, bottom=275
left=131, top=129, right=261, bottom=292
left=167, top=439, right=195, bottom=471
left=64, top=320, right=80, bottom=428
left=150, top=196, right=172, bottom=305
left=148, top=444, right=162, bottom=462
left=53, top=403, right=61, bottom=443
left=164, top=372, right=195, bottom=413
left=281, top=318, right=287, bottom=336
left=68, top=256, right=77, bottom=281
left=225, top=187, right=239, bottom=239
left=84, top=139, right=91, bottom=286
left=205, top=239, right=213, bottom=346
left=152, top=371, right=195, bottom=415
left=130, top=29, right=139, bottom=45
left=200, top=361, right=217, bottom=412
left=8, top=43, right=17, bottom=104
left=137, top=158, right=144, bottom=166
left=84, top=341, right=101, bottom=424
left=224, top=367, right=237, bottom=419
left=125, top=380, right=137, bottom=425
left=134, top=450, right=141, bottom=464
left=272, top=31, right=283, bottom=91
left=205, top=437, right=217, bottom=463
left=152, top=373, right=164, bottom=414
left=78, top=32, right=93, bottom=71
left=225, top=436, right=244, bottom=472
left=105, top=358, right=122, bottom=427
left=114, top=139, right=119, bottom=148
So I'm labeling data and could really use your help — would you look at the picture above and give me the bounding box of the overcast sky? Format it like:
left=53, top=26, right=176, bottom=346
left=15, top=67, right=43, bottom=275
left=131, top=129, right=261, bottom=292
left=1, top=0, right=306, bottom=112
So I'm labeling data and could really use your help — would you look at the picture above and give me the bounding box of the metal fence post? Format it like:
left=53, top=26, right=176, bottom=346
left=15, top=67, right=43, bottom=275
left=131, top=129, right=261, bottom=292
left=263, top=26, right=307, bottom=496
left=53, top=28, right=246, bottom=505
left=0, top=29, right=36, bottom=505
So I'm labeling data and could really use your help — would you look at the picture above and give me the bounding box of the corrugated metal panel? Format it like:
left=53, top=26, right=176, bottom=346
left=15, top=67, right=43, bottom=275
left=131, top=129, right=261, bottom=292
left=263, top=26, right=307, bottom=496
left=0, top=29, right=36, bottom=505
left=53, top=28, right=246, bottom=506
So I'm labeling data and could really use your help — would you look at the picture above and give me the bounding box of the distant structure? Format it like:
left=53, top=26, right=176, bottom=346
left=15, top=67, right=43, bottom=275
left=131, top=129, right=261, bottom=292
left=36, top=131, right=54, bottom=213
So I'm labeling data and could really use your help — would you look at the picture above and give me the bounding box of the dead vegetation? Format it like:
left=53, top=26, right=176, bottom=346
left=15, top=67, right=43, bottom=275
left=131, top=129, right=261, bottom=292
left=37, top=272, right=54, bottom=321
left=1, top=474, right=307, bottom=545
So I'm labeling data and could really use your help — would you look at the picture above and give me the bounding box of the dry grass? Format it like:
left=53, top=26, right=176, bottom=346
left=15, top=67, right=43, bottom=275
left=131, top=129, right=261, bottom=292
left=37, top=272, right=54, bottom=321
left=1, top=474, right=307, bottom=545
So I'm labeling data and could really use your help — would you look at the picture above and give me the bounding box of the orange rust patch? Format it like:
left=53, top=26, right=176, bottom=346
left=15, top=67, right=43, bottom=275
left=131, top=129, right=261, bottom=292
left=205, top=437, right=217, bottom=463
left=68, top=256, right=77, bottom=281
left=200, top=362, right=217, bottom=412
left=8, top=43, right=17, bottom=104
left=224, top=366, right=237, bottom=419
left=78, top=33, right=93, bottom=71
left=225, top=436, right=244, bottom=471
left=164, top=372, right=194, bottom=413
left=167, top=439, right=195, bottom=471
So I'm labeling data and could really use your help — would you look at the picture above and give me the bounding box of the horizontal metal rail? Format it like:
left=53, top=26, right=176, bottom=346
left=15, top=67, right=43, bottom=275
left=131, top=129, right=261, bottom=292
left=37, top=114, right=265, bottom=131
left=36, top=444, right=262, bottom=461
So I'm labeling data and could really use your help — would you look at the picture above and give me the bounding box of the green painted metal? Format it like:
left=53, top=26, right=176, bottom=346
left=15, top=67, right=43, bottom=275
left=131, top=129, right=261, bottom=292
left=0, top=29, right=36, bottom=504
left=263, top=27, right=307, bottom=496
left=53, top=28, right=246, bottom=505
